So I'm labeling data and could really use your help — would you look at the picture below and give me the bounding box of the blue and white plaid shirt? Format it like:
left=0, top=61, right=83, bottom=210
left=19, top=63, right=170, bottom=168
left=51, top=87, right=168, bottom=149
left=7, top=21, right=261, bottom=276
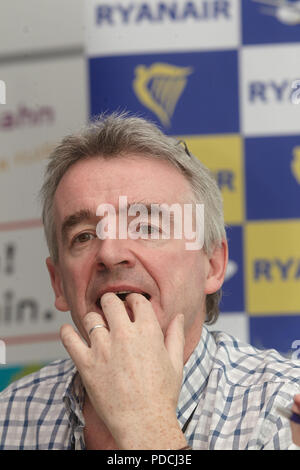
left=1, top=325, right=300, bottom=450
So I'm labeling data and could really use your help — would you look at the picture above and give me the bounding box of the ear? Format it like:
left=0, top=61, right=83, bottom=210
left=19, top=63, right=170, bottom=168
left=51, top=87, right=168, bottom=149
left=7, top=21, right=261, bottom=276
left=46, top=257, right=69, bottom=312
left=204, top=239, right=228, bottom=295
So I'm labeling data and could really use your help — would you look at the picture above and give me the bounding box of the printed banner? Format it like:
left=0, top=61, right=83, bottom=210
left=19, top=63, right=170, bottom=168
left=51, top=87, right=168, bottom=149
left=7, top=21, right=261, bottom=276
left=0, top=0, right=87, bottom=391
left=87, top=0, right=300, bottom=356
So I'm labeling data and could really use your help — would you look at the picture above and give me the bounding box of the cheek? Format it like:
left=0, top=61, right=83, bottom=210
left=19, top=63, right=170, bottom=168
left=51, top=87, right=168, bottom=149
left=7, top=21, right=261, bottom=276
left=60, top=259, right=90, bottom=309
left=158, top=249, right=206, bottom=303
left=180, top=254, right=206, bottom=306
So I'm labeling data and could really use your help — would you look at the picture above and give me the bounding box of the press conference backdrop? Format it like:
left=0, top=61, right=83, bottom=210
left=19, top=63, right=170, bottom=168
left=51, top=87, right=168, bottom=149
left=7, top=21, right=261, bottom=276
left=86, top=0, right=300, bottom=354
left=1, top=0, right=300, bottom=392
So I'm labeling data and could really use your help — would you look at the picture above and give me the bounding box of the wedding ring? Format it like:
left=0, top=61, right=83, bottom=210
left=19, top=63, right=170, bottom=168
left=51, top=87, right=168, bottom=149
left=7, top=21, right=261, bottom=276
left=88, top=324, right=108, bottom=336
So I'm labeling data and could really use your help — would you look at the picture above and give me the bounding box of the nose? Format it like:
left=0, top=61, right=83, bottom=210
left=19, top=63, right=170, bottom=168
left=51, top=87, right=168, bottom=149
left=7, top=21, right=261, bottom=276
left=95, top=237, right=136, bottom=272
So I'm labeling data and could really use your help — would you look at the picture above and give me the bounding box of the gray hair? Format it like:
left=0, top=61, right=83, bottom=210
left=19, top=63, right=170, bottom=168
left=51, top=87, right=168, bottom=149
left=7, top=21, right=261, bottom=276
left=40, top=111, right=226, bottom=324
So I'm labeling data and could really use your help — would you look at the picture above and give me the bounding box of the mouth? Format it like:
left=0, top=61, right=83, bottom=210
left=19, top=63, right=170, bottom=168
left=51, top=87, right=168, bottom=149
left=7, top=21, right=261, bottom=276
left=95, top=291, right=151, bottom=309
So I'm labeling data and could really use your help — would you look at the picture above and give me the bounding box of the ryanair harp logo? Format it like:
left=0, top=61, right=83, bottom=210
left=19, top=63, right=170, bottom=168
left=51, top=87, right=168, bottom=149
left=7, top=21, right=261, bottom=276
left=133, top=63, right=193, bottom=127
left=291, top=146, right=300, bottom=183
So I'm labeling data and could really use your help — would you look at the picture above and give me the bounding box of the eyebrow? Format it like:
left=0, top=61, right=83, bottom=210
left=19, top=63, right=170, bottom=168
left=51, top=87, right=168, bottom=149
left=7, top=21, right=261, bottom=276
left=61, top=209, right=96, bottom=243
left=60, top=201, right=181, bottom=243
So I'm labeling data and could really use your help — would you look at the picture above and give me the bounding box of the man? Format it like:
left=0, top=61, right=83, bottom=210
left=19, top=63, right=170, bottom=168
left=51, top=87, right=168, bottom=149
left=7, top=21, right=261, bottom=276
left=0, top=112, right=300, bottom=449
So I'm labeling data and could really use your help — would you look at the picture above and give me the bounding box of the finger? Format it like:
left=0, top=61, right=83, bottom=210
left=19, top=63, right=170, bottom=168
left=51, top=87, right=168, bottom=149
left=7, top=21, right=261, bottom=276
left=164, top=314, right=185, bottom=375
left=294, top=394, right=300, bottom=407
left=83, top=311, right=110, bottom=351
left=83, top=310, right=109, bottom=332
left=60, top=323, right=90, bottom=369
left=292, top=395, right=300, bottom=415
left=100, top=292, right=132, bottom=331
left=125, top=293, right=161, bottom=332
left=291, top=420, right=300, bottom=446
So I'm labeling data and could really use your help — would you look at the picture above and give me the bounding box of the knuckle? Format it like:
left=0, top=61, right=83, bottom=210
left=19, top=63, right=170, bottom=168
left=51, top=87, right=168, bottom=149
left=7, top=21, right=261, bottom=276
left=128, top=292, right=147, bottom=307
left=83, top=311, right=100, bottom=328
left=60, top=327, right=73, bottom=346
left=82, top=313, right=92, bottom=327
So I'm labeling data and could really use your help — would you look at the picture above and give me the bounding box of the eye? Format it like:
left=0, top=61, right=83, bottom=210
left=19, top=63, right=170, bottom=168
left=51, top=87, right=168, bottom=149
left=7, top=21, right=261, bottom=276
left=72, top=232, right=96, bottom=245
left=139, top=223, right=161, bottom=236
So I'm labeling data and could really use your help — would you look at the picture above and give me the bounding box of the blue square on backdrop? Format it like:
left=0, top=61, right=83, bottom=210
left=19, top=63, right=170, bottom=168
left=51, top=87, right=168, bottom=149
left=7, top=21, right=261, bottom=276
left=220, top=225, right=245, bottom=313
left=88, top=50, right=239, bottom=135
left=250, top=315, right=300, bottom=355
left=242, top=0, right=300, bottom=45
left=245, top=135, right=300, bottom=220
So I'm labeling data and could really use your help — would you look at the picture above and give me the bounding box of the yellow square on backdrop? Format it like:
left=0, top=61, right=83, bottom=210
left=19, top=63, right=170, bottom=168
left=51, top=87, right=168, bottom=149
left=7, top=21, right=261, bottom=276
left=182, top=134, right=244, bottom=225
left=245, top=220, right=300, bottom=315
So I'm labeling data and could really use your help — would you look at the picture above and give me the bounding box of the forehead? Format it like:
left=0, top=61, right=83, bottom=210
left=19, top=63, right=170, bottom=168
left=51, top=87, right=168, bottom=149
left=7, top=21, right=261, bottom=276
left=54, top=155, right=194, bottom=220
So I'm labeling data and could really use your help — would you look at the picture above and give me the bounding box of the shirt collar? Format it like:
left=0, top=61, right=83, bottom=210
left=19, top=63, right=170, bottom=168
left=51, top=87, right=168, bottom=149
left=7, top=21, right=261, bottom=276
left=177, top=325, right=217, bottom=429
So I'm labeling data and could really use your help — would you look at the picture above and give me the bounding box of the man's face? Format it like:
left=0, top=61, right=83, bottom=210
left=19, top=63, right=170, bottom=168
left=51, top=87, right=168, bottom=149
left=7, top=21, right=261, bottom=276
left=47, top=155, right=226, bottom=362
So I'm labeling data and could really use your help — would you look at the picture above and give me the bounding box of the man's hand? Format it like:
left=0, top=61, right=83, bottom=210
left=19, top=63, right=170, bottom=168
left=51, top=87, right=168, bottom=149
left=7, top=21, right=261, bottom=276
left=60, top=292, right=187, bottom=450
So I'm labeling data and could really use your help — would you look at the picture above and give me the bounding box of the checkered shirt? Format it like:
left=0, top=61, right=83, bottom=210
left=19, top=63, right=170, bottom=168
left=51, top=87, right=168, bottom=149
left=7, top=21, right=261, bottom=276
left=1, top=325, right=300, bottom=450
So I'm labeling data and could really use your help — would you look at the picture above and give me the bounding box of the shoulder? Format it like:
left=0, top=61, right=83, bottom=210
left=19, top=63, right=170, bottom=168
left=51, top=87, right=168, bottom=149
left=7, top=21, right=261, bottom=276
left=0, top=358, right=76, bottom=400
left=211, top=329, right=300, bottom=388
left=0, top=359, right=77, bottom=449
left=0, top=358, right=76, bottom=421
left=195, top=329, right=300, bottom=448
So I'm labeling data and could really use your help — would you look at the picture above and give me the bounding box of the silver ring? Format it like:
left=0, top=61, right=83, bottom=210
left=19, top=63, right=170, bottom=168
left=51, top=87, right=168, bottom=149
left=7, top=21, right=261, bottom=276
left=88, top=324, right=108, bottom=336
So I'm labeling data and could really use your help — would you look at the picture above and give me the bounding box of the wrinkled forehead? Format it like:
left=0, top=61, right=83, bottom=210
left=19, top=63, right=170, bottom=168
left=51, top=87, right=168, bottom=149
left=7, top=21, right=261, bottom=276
left=53, top=155, right=195, bottom=221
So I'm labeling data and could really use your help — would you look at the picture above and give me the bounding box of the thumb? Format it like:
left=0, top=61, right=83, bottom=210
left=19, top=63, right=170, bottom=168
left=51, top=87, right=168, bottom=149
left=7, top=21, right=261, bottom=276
left=164, top=314, right=185, bottom=375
